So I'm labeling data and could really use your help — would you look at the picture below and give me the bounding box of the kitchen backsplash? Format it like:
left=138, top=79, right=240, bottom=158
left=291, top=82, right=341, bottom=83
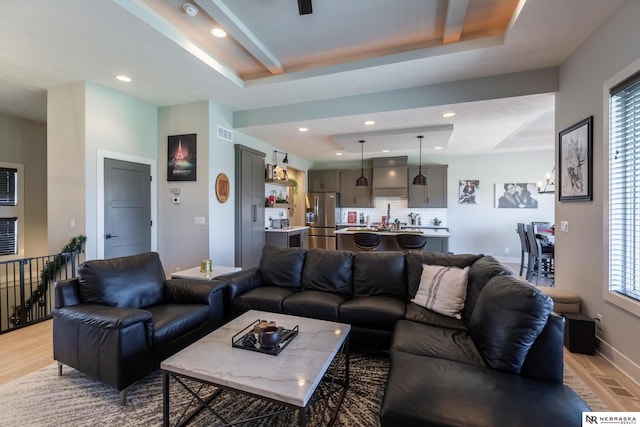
left=339, top=197, right=447, bottom=226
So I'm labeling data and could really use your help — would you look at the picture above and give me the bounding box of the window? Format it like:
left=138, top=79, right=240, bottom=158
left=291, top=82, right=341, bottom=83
left=0, top=167, right=17, bottom=206
left=0, top=164, right=21, bottom=258
left=609, top=70, right=640, bottom=302
left=0, top=217, right=17, bottom=256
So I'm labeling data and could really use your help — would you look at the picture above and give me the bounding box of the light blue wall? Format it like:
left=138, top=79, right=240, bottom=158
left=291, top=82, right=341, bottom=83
left=556, top=0, right=640, bottom=380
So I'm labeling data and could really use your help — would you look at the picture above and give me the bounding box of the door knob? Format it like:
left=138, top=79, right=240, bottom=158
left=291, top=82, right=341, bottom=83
left=105, top=234, right=119, bottom=239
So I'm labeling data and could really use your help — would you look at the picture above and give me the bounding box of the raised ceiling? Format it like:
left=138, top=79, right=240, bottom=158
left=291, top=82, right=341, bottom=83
left=0, top=0, right=623, bottom=163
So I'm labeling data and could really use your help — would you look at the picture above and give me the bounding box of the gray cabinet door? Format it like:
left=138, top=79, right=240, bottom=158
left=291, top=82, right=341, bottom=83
left=309, top=170, right=340, bottom=192
left=408, top=166, right=448, bottom=208
left=339, top=169, right=373, bottom=207
left=235, top=145, right=266, bottom=269
left=426, top=237, right=448, bottom=253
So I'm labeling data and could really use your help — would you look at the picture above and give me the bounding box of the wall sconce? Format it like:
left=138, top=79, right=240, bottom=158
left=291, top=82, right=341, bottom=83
left=274, top=150, right=288, bottom=165
left=537, top=167, right=555, bottom=194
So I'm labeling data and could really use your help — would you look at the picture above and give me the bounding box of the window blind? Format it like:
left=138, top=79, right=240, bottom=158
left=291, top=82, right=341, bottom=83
left=609, top=71, right=640, bottom=301
left=0, top=217, right=17, bottom=256
left=0, top=167, right=17, bottom=206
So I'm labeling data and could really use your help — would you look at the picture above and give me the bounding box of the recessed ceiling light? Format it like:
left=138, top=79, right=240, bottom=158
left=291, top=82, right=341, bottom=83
left=298, top=127, right=308, bottom=132
left=442, top=112, right=455, bottom=118
left=116, top=75, right=132, bottom=83
left=211, top=28, right=227, bottom=38
left=336, top=152, right=343, bottom=156
left=434, top=146, right=443, bottom=150
left=382, top=149, right=390, bottom=153
left=364, top=120, right=375, bottom=126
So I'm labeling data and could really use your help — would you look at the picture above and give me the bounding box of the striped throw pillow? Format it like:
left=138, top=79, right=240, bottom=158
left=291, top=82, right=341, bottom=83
left=411, top=264, right=470, bottom=319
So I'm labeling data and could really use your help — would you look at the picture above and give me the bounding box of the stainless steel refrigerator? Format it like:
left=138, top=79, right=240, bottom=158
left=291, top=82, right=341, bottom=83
left=305, top=192, right=339, bottom=250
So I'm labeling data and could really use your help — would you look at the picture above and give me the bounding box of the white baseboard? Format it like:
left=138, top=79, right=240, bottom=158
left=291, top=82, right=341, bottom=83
left=596, top=335, right=640, bottom=388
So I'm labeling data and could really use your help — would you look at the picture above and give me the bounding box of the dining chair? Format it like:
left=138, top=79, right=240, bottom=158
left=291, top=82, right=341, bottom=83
left=526, top=224, right=554, bottom=285
left=353, top=232, right=381, bottom=251
left=516, top=223, right=531, bottom=277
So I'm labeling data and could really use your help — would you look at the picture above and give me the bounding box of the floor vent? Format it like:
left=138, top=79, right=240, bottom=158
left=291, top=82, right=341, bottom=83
left=217, top=125, right=233, bottom=142
left=598, top=376, right=637, bottom=399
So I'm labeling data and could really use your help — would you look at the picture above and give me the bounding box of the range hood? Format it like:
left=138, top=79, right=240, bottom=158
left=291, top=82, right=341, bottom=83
left=372, top=156, right=408, bottom=198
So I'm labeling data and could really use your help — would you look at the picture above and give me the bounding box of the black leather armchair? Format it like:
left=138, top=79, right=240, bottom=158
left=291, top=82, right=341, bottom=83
left=52, top=252, right=226, bottom=404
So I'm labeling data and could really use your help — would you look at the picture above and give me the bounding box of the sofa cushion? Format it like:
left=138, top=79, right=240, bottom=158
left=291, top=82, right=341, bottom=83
left=78, top=252, right=166, bottom=309
left=391, top=319, right=485, bottom=367
left=404, top=302, right=468, bottom=331
left=147, top=304, right=210, bottom=347
left=353, top=252, right=406, bottom=299
left=233, top=286, right=295, bottom=314
left=462, top=255, right=512, bottom=321
left=301, top=249, right=353, bottom=296
left=380, top=350, right=590, bottom=427
left=282, top=290, right=346, bottom=321
left=411, top=264, right=469, bottom=319
left=259, top=246, right=307, bottom=289
left=339, top=296, right=405, bottom=331
left=405, top=252, right=483, bottom=299
left=469, top=275, right=553, bottom=374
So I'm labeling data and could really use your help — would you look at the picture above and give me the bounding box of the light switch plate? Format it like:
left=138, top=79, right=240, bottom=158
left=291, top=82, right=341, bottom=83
left=560, top=221, right=569, bottom=232
left=194, top=216, right=206, bottom=226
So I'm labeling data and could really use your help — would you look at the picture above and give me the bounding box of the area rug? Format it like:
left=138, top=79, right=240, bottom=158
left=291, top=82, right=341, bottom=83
left=0, top=351, right=606, bottom=427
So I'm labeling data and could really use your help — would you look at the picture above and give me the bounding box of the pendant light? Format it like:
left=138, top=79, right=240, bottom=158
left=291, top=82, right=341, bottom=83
left=355, top=140, right=369, bottom=187
left=412, top=135, right=427, bottom=185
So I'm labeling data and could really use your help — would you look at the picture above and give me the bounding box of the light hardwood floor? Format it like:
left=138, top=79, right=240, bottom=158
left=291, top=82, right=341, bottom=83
left=1, top=319, right=640, bottom=411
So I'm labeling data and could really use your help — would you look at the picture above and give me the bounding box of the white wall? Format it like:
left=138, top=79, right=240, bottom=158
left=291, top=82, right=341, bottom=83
left=445, top=151, right=554, bottom=259
left=158, top=101, right=211, bottom=273
left=47, top=82, right=86, bottom=254
left=48, top=81, right=158, bottom=260
left=556, top=0, right=640, bottom=382
left=0, top=113, right=47, bottom=257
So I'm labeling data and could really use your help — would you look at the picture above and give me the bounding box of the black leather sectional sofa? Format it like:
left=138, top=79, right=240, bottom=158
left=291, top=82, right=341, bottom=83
left=52, top=252, right=227, bottom=403
left=221, top=245, right=590, bottom=426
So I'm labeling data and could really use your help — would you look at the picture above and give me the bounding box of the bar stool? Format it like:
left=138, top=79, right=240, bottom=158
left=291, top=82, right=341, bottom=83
left=353, top=232, right=381, bottom=251
left=396, top=233, right=427, bottom=252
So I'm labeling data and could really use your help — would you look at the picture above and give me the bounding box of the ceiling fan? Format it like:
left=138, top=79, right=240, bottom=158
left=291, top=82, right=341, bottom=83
left=297, top=0, right=312, bottom=15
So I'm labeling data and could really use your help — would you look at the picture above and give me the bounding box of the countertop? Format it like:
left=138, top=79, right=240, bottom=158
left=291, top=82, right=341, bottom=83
left=265, top=225, right=310, bottom=232
left=335, top=228, right=451, bottom=237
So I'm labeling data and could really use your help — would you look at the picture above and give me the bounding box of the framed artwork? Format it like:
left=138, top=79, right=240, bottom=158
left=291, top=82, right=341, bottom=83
left=559, top=116, right=593, bottom=201
left=167, top=133, right=196, bottom=181
left=459, top=180, right=479, bottom=204
left=494, top=183, right=539, bottom=208
left=215, top=173, right=230, bottom=203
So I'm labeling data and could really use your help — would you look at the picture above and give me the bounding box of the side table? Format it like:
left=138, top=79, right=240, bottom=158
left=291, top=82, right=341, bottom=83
left=171, top=265, right=241, bottom=280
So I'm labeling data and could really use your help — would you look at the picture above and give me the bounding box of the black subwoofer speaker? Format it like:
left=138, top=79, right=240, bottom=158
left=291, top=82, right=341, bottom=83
left=563, top=313, right=596, bottom=355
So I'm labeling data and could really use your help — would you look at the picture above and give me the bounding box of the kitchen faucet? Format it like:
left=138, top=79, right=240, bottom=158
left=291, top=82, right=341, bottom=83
left=387, top=203, right=391, bottom=227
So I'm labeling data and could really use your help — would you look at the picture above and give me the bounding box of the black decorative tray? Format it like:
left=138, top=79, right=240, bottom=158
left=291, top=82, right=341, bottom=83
left=231, top=319, right=299, bottom=356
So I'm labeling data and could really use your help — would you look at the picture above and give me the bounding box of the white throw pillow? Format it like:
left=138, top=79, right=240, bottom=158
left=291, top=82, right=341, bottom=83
left=411, top=264, right=470, bottom=319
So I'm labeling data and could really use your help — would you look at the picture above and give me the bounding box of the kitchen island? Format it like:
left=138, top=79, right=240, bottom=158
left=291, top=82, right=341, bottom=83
left=335, top=228, right=450, bottom=253
left=265, top=226, right=310, bottom=249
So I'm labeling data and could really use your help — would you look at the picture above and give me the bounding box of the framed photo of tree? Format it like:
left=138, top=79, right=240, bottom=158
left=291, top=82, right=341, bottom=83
left=559, top=116, right=593, bottom=201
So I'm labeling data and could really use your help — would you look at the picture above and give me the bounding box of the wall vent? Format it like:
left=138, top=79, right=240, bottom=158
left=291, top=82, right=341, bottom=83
left=217, top=125, right=233, bottom=142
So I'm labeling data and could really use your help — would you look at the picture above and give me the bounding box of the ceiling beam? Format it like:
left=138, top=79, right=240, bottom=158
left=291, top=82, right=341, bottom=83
left=443, top=0, right=469, bottom=44
left=196, top=0, right=284, bottom=75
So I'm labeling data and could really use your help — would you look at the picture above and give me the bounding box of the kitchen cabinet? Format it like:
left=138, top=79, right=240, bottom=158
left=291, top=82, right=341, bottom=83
left=235, top=145, right=266, bottom=269
left=308, top=170, right=339, bottom=192
left=265, top=227, right=309, bottom=249
left=408, top=165, right=448, bottom=208
left=339, top=169, right=373, bottom=207
left=426, top=236, right=449, bottom=253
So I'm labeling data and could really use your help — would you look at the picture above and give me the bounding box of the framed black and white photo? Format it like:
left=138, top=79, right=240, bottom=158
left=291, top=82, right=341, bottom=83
left=494, top=183, right=539, bottom=208
left=167, top=133, right=196, bottom=181
left=559, top=116, right=593, bottom=201
left=459, top=180, right=479, bottom=204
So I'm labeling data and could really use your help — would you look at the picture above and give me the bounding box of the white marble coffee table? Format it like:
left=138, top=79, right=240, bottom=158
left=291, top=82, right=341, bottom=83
left=161, top=310, right=351, bottom=426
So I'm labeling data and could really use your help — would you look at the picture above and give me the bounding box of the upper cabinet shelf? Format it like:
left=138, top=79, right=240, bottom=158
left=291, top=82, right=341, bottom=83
left=265, top=178, right=292, bottom=187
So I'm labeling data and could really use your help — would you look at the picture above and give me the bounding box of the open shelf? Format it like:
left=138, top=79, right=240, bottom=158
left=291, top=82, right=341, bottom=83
left=265, top=179, right=292, bottom=187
